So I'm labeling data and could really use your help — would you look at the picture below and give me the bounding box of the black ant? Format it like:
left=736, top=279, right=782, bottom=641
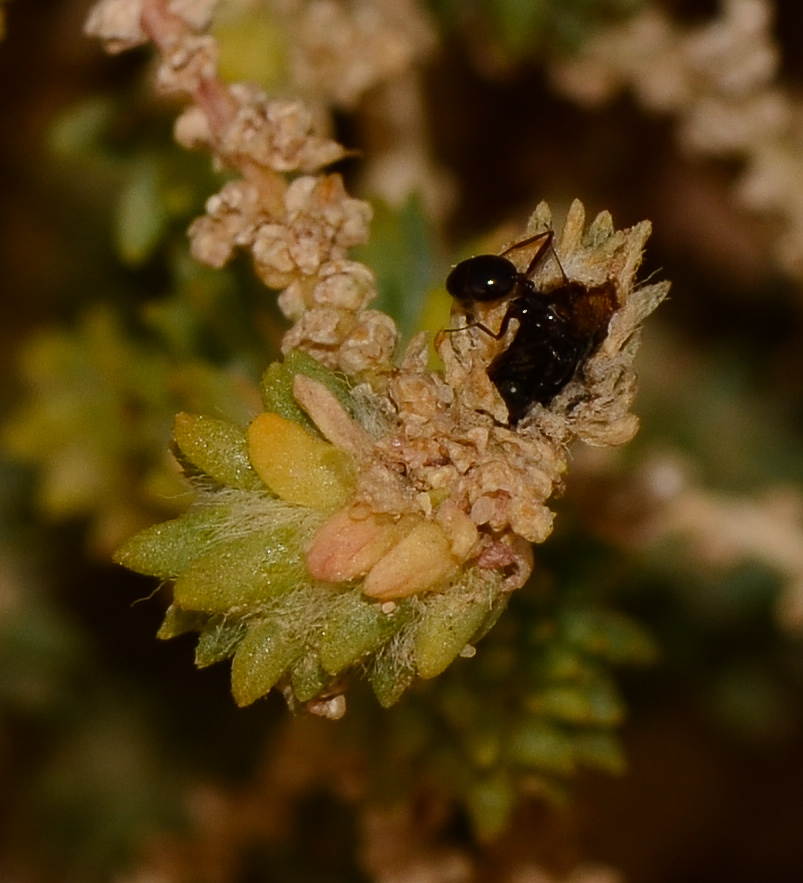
left=445, top=230, right=618, bottom=425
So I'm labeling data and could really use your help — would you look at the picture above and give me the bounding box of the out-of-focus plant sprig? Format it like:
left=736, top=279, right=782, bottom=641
left=374, top=588, right=656, bottom=838
left=4, top=20, right=288, bottom=553
left=429, top=0, right=643, bottom=59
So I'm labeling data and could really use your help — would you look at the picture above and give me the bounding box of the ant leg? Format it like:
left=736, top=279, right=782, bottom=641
left=445, top=302, right=523, bottom=341
left=442, top=320, right=502, bottom=340
left=501, top=229, right=571, bottom=285
left=524, top=230, right=569, bottom=285
left=501, top=230, right=553, bottom=275
left=548, top=240, right=570, bottom=286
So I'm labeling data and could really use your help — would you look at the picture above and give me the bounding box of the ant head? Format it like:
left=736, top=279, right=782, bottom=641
left=446, top=254, right=520, bottom=308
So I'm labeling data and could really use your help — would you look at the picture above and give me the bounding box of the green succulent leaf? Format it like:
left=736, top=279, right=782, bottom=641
left=414, top=580, right=496, bottom=679
left=194, top=616, right=248, bottom=667
left=464, top=772, right=516, bottom=842
left=370, top=651, right=416, bottom=708
left=157, top=604, right=209, bottom=640
left=172, top=527, right=309, bottom=615
left=231, top=618, right=304, bottom=706
left=529, top=679, right=624, bottom=726
left=114, top=508, right=230, bottom=578
left=560, top=608, right=657, bottom=665
left=507, top=718, right=576, bottom=774
left=115, top=154, right=170, bottom=266
left=290, top=653, right=332, bottom=704
left=172, top=412, right=262, bottom=490
left=319, top=592, right=410, bottom=675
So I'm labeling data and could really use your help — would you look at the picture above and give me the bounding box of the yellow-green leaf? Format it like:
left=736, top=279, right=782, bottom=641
left=172, top=528, right=306, bottom=614
left=414, top=589, right=489, bottom=679
left=319, top=592, right=407, bottom=675
left=231, top=618, right=303, bottom=706
left=173, top=412, right=261, bottom=490
left=114, top=509, right=227, bottom=578
left=247, top=412, right=354, bottom=509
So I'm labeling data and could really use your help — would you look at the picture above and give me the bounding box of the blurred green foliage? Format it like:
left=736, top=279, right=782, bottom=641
left=428, top=0, right=643, bottom=56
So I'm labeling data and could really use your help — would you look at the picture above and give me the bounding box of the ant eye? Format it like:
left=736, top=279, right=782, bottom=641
left=446, top=255, right=519, bottom=306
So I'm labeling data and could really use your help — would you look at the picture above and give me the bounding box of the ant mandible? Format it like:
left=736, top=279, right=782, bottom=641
left=445, top=230, right=618, bottom=425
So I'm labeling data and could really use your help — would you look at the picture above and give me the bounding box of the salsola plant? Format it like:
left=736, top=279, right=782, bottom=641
left=89, top=0, right=668, bottom=719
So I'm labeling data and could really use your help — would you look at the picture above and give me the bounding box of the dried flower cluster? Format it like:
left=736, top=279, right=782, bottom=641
left=277, top=0, right=435, bottom=110
left=88, top=0, right=396, bottom=382
left=552, top=0, right=803, bottom=276
left=94, top=0, right=667, bottom=712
